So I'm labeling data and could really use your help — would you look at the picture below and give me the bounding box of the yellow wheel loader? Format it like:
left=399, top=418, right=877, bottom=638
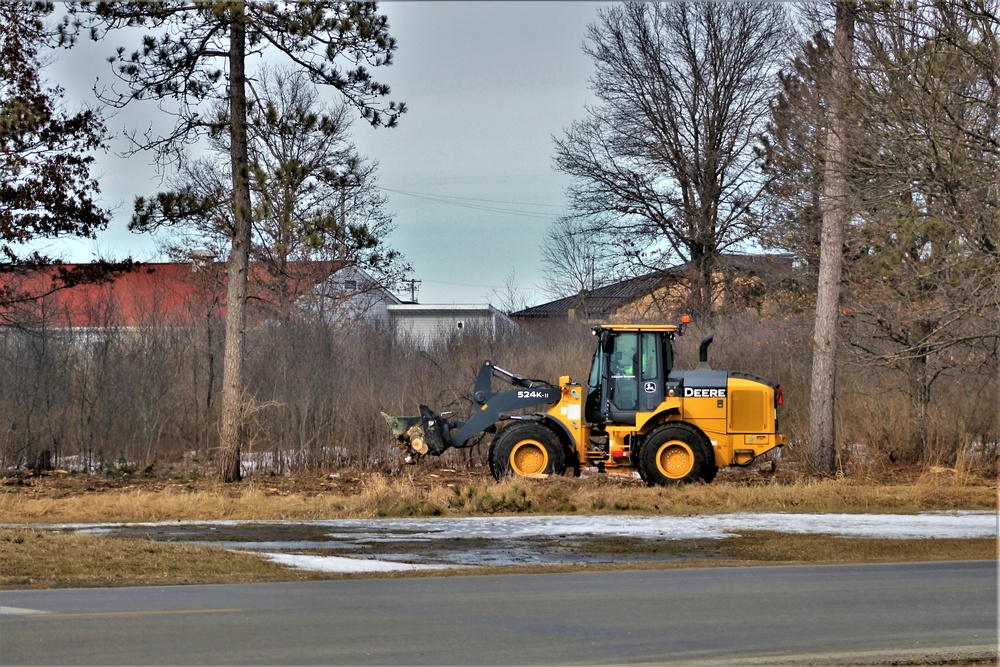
left=383, top=320, right=785, bottom=486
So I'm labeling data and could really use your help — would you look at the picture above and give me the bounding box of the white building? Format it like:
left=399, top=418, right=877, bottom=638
left=304, top=265, right=404, bottom=325
left=387, top=304, right=518, bottom=349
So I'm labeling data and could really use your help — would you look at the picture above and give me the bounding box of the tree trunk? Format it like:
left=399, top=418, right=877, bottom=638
left=909, top=351, right=930, bottom=460
left=218, top=3, right=250, bottom=483
left=906, top=314, right=937, bottom=460
left=687, top=247, right=716, bottom=324
left=808, top=1, right=856, bottom=474
left=202, top=308, right=215, bottom=459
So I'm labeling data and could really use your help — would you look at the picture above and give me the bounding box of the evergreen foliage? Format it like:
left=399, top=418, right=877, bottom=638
left=760, top=0, right=999, bottom=462
left=0, top=1, right=120, bottom=309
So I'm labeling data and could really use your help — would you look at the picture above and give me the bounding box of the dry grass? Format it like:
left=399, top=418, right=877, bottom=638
left=1, top=467, right=995, bottom=523
left=722, top=531, right=997, bottom=564
left=0, top=528, right=321, bottom=588
left=4, top=314, right=996, bottom=477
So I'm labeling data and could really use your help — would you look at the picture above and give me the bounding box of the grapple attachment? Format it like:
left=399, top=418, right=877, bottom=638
left=381, top=405, right=453, bottom=463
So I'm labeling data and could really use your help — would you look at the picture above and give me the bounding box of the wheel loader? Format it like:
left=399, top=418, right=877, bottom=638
left=382, top=319, right=785, bottom=485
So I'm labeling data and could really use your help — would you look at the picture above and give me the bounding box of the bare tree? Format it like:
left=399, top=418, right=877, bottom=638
left=553, top=1, right=793, bottom=321
left=539, top=216, right=618, bottom=298
left=486, top=269, right=525, bottom=314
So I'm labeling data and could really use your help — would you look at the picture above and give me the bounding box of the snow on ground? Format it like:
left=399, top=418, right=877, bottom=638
left=47, top=510, right=997, bottom=540
left=258, top=552, right=454, bottom=573
left=291, top=511, right=998, bottom=542
left=253, top=512, right=997, bottom=573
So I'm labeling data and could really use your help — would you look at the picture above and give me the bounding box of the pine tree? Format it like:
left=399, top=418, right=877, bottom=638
left=75, top=1, right=404, bottom=482
left=133, top=66, right=407, bottom=326
left=842, top=0, right=999, bottom=460
left=0, top=1, right=116, bottom=311
left=809, top=0, right=857, bottom=475
left=762, top=0, right=998, bottom=464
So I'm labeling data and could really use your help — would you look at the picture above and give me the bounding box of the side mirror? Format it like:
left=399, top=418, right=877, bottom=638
left=601, top=333, right=615, bottom=355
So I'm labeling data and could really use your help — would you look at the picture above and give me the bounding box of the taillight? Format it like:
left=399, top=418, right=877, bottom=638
left=776, top=385, right=784, bottom=406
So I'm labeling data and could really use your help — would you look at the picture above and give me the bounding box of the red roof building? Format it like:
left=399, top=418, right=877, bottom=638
left=0, top=260, right=346, bottom=330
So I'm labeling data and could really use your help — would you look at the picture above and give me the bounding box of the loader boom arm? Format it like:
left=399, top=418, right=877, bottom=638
left=454, top=360, right=560, bottom=446
left=382, top=360, right=561, bottom=459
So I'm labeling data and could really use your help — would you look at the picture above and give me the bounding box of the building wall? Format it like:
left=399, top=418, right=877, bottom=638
left=387, top=305, right=515, bottom=349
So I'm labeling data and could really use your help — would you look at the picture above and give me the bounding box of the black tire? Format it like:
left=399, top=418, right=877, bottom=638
left=489, top=422, right=566, bottom=481
left=699, top=436, right=719, bottom=483
left=563, top=451, right=582, bottom=478
left=636, top=422, right=710, bottom=486
left=634, top=434, right=652, bottom=485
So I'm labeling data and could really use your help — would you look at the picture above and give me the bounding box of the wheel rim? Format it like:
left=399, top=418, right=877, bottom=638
left=509, top=439, right=549, bottom=476
left=655, top=440, right=695, bottom=479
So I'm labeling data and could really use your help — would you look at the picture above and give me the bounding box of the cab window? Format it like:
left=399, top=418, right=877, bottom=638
left=641, top=333, right=658, bottom=380
left=610, top=333, right=638, bottom=410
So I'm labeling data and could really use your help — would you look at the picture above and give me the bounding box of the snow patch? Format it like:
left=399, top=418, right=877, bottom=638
left=260, top=552, right=453, bottom=573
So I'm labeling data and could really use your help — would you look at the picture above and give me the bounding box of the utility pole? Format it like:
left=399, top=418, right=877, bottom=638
left=338, top=185, right=347, bottom=259
left=402, top=278, right=421, bottom=302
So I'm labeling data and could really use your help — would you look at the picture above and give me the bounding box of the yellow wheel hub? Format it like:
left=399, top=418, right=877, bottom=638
left=655, top=440, right=695, bottom=479
left=510, top=440, right=548, bottom=476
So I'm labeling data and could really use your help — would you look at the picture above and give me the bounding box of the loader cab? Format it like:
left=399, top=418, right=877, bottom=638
left=586, top=326, right=675, bottom=426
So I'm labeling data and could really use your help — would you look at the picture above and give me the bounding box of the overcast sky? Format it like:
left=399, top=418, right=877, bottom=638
left=43, top=1, right=609, bottom=306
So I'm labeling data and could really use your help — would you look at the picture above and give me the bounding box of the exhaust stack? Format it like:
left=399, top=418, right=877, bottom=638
left=697, top=333, right=715, bottom=370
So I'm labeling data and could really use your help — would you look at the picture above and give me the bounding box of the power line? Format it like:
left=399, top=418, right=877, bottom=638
left=382, top=188, right=565, bottom=208
left=419, top=278, right=501, bottom=289
left=379, top=187, right=563, bottom=220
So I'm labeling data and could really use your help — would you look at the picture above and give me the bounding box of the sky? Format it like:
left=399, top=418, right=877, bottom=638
left=42, top=1, right=610, bottom=306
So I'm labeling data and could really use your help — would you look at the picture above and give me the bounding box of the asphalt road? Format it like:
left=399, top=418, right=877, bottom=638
left=1, top=561, right=996, bottom=665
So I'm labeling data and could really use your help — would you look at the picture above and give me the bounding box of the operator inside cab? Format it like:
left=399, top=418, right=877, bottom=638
left=611, top=340, right=639, bottom=411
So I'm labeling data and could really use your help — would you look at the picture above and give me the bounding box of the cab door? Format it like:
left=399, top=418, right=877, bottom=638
left=636, top=332, right=664, bottom=412
left=608, top=332, right=639, bottom=422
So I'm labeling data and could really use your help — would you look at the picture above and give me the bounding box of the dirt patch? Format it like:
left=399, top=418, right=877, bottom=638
left=0, top=465, right=481, bottom=497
